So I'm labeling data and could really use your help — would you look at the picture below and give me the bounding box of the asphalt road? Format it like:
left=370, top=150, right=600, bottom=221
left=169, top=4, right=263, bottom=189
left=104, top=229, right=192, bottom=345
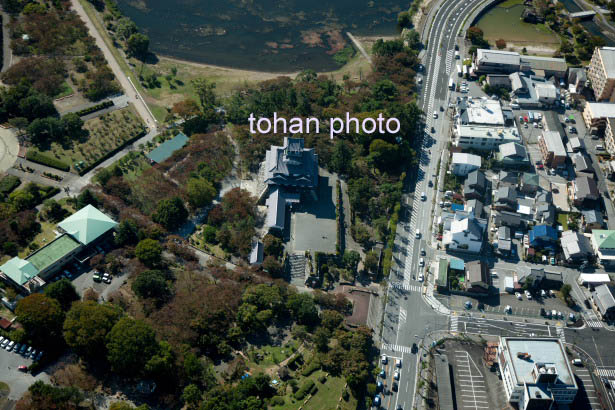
left=378, top=0, right=490, bottom=409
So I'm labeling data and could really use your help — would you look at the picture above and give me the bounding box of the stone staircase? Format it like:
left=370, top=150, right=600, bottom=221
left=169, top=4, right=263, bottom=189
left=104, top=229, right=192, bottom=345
left=288, top=252, right=306, bottom=281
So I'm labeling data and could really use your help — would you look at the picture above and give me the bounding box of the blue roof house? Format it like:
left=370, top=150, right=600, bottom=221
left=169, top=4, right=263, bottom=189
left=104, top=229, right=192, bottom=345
left=529, top=225, right=558, bottom=249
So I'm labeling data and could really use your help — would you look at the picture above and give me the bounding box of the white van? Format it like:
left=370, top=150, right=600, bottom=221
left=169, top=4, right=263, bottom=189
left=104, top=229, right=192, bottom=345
left=415, top=229, right=421, bottom=239
left=597, top=144, right=605, bottom=151
left=571, top=359, right=582, bottom=366
left=421, top=192, right=426, bottom=201
left=419, top=258, right=425, bottom=267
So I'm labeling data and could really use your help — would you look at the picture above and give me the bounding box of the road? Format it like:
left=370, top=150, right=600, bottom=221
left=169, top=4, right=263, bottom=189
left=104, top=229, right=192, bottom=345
left=69, top=0, right=157, bottom=129
left=378, top=0, right=492, bottom=409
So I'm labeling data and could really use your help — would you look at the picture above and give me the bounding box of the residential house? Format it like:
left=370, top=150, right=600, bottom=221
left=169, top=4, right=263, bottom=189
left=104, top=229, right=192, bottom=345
left=535, top=202, right=556, bottom=226
left=572, top=153, right=593, bottom=174
left=520, top=172, right=540, bottom=195
left=465, top=260, right=490, bottom=293
left=494, top=186, right=518, bottom=211
left=498, top=170, right=519, bottom=186
left=496, top=211, right=527, bottom=230
left=587, top=47, right=615, bottom=102
left=590, top=230, right=615, bottom=266
left=463, top=170, right=488, bottom=200
left=538, top=131, right=567, bottom=168
left=591, top=284, right=615, bottom=320
left=568, top=67, right=587, bottom=95
left=497, top=142, right=530, bottom=168
left=498, top=226, right=513, bottom=256
left=443, top=213, right=487, bottom=253
left=571, top=176, right=599, bottom=207
left=529, top=225, right=558, bottom=250
left=582, top=209, right=605, bottom=231
left=518, top=267, right=563, bottom=290
left=510, top=72, right=560, bottom=108
left=465, top=199, right=484, bottom=218
left=560, top=230, right=592, bottom=263
left=486, top=74, right=512, bottom=89
left=451, top=152, right=482, bottom=176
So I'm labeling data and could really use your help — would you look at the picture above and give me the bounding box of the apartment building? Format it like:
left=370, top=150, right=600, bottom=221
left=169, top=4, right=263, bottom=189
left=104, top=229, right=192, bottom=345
left=582, top=102, right=615, bottom=135
left=538, top=131, right=567, bottom=168
left=588, top=46, right=615, bottom=101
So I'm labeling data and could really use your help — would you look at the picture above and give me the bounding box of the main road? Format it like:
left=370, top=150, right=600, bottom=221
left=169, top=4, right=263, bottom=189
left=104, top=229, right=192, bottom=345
left=378, top=0, right=495, bottom=409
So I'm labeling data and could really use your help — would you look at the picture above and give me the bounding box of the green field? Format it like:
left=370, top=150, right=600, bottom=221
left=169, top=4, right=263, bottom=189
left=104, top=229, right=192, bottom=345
left=271, top=369, right=356, bottom=410
left=30, top=106, right=145, bottom=172
left=557, top=213, right=569, bottom=230
left=477, top=4, right=560, bottom=45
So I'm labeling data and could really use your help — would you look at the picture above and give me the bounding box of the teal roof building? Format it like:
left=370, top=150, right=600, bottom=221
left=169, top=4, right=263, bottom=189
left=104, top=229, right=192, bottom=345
left=146, top=132, right=189, bottom=164
left=58, top=204, right=118, bottom=245
left=0, top=257, right=39, bottom=286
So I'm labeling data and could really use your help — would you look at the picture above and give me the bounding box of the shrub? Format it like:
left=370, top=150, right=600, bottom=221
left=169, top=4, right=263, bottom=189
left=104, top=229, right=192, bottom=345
left=75, top=100, right=114, bottom=117
left=0, top=175, right=20, bottom=194
left=301, top=360, right=320, bottom=376
left=318, top=375, right=327, bottom=384
left=26, top=151, right=70, bottom=172
left=270, top=396, right=285, bottom=406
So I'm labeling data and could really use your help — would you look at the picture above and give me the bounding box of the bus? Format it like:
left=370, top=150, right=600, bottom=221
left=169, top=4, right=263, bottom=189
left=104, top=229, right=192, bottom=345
left=457, top=65, right=462, bottom=77
left=449, top=78, right=455, bottom=90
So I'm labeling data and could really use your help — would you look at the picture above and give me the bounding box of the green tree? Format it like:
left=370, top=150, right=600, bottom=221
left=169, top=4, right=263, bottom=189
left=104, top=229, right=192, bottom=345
left=342, top=250, right=361, bottom=271
left=116, top=17, right=138, bottom=40
left=191, top=78, right=217, bottom=111
left=42, top=199, right=66, bottom=222
left=286, top=292, right=318, bottom=326
left=186, top=178, right=217, bottom=208
left=152, top=196, right=188, bottom=230
left=561, top=283, right=572, bottom=300
left=263, top=234, right=283, bottom=258
left=63, top=301, right=122, bottom=359
left=9, top=190, right=35, bottom=211
left=109, top=402, right=134, bottom=410
left=127, top=33, right=149, bottom=58
left=182, top=384, right=202, bottom=409
left=16, top=294, right=64, bottom=345
left=314, top=327, right=330, bottom=352
left=331, top=139, right=352, bottom=174
left=115, top=219, right=139, bottom=246
left=321, top=310, right=344, bottom=331
left=106, top=317, right=159, bottom=376
left=135, top=239, right=162, bottom=267
left=145, top=341, right=175, bottom=382
left=131, top=270, right=169, bottom=300
left=18, top=381, right=83, bottom=410
left=75, top=189, right=99, bottom=210
left=61, top=113, right=85, bottom=141
left=262, top=256, right=283, bottom=277
left=397, top=11, right=411, bottom=31
left=44, top=278, right=79, bottom=311
left=364, top=251, right=379, bottom=273
left=202, top=225, right=217, bottom=244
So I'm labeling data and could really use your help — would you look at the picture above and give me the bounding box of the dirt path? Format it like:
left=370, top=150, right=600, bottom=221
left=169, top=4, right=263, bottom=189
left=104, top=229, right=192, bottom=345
left=70, top=0, right=157, bottom=130
left=346, top=32, right=372, bottom=64
left=265, top=343, right=305, bottom=378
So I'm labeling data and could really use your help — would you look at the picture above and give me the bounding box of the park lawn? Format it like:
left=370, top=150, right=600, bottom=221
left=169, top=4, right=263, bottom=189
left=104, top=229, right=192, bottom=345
left=557, top=213, right=569, bottom=230
left=246, top=341, right=299, bottom=374
left=272, top=370, right=356, bottom=410
left=498, top=0, right=524, bottom=7
left=116, top=152, right=152, bottom=182
left=32, top=106, right=145, bottom=172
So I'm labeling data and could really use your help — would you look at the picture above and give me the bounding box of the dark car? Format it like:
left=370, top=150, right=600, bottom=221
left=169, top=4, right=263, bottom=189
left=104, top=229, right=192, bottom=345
left=411, top=343, right=418, bottom=354
left=431, top=126, right=436, bottom=133
left=18, top=365, right=28, bottom=372
left=392, top=382, right=398, bottom=392
left=477, top=303, right=485, bottom=311
left=540, top=308, right=547, bottom=317
left=428, top=180, right=433, bottom=187
left=584, top=299, right=592, bottom=309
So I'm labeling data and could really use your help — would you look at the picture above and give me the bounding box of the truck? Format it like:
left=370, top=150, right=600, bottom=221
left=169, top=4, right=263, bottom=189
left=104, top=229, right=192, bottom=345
left=449, top=78, right=455, bottom=90
left=462, top=65, right=468, bottom=79
left=457, top=64, right=462, bottom=77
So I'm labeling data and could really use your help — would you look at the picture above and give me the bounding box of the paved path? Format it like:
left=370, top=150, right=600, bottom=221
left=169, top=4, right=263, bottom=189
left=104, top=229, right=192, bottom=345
left=346, top=32, right=372, bottom=64
left=0, top=10, right=12, bottom=72
left=70, top=0, right=157, bottom=129
left=0, top=127, right=18, bottom=172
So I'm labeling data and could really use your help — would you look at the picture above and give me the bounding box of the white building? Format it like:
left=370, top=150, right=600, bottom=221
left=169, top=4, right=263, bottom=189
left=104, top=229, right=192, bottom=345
left=443, top=213, right=486, bottom=253
left=451, top=152, right=482, bottom=176
left=498, top=337, right=578, bottom=410
left=455, top=125, right=521, bottom=151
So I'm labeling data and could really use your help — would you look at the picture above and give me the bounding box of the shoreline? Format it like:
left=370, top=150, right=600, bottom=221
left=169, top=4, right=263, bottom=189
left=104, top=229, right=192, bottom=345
left=155, top=33, right=391, bottom=78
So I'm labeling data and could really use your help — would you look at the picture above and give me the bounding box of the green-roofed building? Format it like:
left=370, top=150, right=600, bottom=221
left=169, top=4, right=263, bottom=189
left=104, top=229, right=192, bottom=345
left=146, top=132, right=189, bottom=164
left=57, top=204, right=118, bottom=246
left=437, top=258, right=449, bottom=290
left=0, top=205, right=118, bottom=294
left=591, top=230, right=615, bottom=266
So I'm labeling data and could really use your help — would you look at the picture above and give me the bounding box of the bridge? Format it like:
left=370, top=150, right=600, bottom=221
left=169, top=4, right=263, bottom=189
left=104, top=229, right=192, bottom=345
left=570, top=9, right=610, bottom=19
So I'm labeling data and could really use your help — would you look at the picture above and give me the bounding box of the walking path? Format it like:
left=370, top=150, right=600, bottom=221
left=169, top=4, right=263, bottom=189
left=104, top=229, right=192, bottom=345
left=346, top=32, right=372, bottom=64
left=70, top=0, right=157, bottom=129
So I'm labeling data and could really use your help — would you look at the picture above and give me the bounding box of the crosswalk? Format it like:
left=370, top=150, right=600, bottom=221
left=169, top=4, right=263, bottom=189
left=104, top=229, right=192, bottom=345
left=450, top=316, right=459, bottom=332
left=597, top=368, right=615, bottom=378
left=556, top=326, right=566, bottom=343
left=586, top=320, right=604, bottom=328
left=445, top=50, right=454, bottom=74
left=390, top=282, right=422, bottom=292
left=382, top=343, right=414, bottom=354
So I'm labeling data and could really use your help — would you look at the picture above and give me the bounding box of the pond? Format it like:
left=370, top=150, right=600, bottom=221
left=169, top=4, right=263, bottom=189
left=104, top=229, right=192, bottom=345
left=476, top=4, right=559, bottom=46
left=115, top=0, right=410, bottom=72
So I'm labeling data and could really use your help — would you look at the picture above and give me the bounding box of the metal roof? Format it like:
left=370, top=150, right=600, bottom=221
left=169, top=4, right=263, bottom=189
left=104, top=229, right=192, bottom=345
left=520, top=55, right=567, bottom=73
left=541, top=131, right=567, bottom=158
left=0, top=257, right=39, bottom=286
left=586, top=102, right=615, bottom=119
left=57, top=205, right=118, bottom=246
left=146, top=132, right=189, bottom=164
left=593, top=284, right=615, bottom=314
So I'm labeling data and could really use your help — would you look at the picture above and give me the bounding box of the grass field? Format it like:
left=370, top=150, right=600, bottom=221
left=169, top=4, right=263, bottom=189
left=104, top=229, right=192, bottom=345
left=30, top=106, right=145, bottom=172
left=246, top=341, right=299, bottom=375
left=54, top=81, right=74, bottom=99
left=114, top=151, right=152, bottom=181
left=271, top=369, right=356, bottom=410
left=557, top=213, right=569, bottom=230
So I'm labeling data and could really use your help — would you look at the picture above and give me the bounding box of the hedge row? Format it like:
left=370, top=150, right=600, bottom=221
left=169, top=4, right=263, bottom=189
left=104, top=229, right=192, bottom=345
left=294, top=379, right=315, bottom=400
left=26, top=151, right=70, bottom=172
left=75, top=100, right=114, bottom=117
left=301, top=360, right=320, bottom=377
left=0, top=175, right=20, bottom=194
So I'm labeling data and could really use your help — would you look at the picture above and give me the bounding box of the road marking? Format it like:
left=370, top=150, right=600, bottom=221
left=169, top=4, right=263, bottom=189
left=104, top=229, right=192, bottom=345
left=556, top=326, right=566, bottom=343
left=450, top=316, right=459, bottom=332
left=389, top=282, right=422, bottom=292
left=586, top=320, right=604, bottom=328
left=597, top=368, right=615, bottom=378
left=382, top=343, right=414, bottom=354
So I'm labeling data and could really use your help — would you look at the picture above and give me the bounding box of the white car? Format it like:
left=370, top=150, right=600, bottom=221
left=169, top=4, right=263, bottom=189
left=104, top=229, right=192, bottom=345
left=1, top=339, right=9, bottom=348
left=418, top=273, right=424, bottom=282
left=415, top=229, right=421, bottom=239
left=505, top=305, right=512, bottom=313
left=419, top=258, right=425, bottom=267
left=433, top=111, right=438, bottom=119
left=395, top=358, right=402, bottom=368
left=540, top=289, right=547, bottom=297
left=381, top=354, right=387, bottom=364
left=525, top=290, right=532, bottom=300
left=515, top=292, right=522, bottom=300
left=393, top=370, right=400, bottom=380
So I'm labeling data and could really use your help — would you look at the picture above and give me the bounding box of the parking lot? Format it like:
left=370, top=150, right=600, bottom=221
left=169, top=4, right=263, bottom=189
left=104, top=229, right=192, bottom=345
left=0, top=340, right=49, bottom=401
left=441, top=340, right=507, bottom=410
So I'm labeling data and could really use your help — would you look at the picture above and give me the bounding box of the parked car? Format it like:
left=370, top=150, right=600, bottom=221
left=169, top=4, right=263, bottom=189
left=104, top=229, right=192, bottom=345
left=18, top=365, right=28, bottom=372
left=36, top=351, right=43, bottom=361
left=421, top=248, right=426, bottom=256
left=505, top=305, right=512, bottom=313
left=525, top=290, right=532, bottom=300
left=549, top=290, right=555, bottom=297
left=540, top=308, right=547, bottom=317
left=29, top=350, right=37, bottom=360
left=515, top=292, right=522, bottom=300
left=419, top=258, right=425, bottom=267
left=392, top=382, right=398, bottom=392
left=19, top=345, right=27, bottom=355
left=394, top=370, right=400, bottom=380
left=379, top=369, right=386, bottom=378
left=395, top=359, right=402, bottom=368
left=103, top=274, right=112, bottom=284
left=1, top=339, right=9, bottom=349
left=418, top=273, right=424, bottom=282
left=93, top=273, right=101, bottom=282
left=540, top=289, right=547, bottom=298
left=381, top=354, right=387, bottom=364
left=12, top=343, right=20, bottom=353
left=6, top=341, right=14, bottom=351
left=572, top=359, right=583, bottom=366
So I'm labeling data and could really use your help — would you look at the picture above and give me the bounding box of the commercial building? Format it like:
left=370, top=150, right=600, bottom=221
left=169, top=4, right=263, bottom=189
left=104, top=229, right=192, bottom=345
left=582, top=102, right=615, bottom=135
left=587, top=46, right=615, bottom=102
left=0, top=205, right=118, bottom=293
left=538, top=131, right=567, bottom=168
left=520, top=55, right=568, bottom=79
left=474, top=49, right=567, bottom=78
left=590, top=230, right=615, bottom=266
left=261, top=137, right=319, bottom=233
left=457, top=98, right=505, bottom=126
left=451, top=152, right=481, bottom=176
left=497, top=337, right=578, bottom=409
